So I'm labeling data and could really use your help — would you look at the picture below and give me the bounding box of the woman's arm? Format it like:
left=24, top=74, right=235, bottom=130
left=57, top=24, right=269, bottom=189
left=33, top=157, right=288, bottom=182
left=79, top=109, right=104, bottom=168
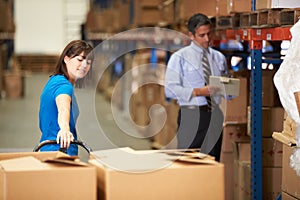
left=56, top=94, right=74, bottom=149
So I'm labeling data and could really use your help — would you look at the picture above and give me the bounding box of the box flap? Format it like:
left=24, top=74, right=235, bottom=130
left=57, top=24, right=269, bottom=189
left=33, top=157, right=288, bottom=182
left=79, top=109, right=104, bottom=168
left=91, top=147, right=218, bottom=172
left=0, top=151, right=67, bottom=161
left=42, top=155, right=87, bottom=166
left=92, top=148, right=174, bottom=172
left=169, top=155, right=217, bottom=164
left=0, top=156, right=50, bottom=171
left=272, top=132, right=297, bottom=147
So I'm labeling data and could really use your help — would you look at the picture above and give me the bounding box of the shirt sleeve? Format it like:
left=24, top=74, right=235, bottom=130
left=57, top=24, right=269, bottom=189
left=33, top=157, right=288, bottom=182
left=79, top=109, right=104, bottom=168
left=53, top=79, right=73, bottom=98
left=164, top=53, right=194, bottom=102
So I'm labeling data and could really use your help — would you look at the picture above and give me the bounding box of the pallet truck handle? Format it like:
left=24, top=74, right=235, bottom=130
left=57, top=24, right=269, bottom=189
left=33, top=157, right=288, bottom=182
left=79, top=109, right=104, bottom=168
left=33, top=139, right=92, bottom=154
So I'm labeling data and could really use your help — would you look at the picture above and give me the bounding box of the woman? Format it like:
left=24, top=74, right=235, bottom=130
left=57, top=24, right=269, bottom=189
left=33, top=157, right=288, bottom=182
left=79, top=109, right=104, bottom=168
left=39, top=40, right=93, bottom=156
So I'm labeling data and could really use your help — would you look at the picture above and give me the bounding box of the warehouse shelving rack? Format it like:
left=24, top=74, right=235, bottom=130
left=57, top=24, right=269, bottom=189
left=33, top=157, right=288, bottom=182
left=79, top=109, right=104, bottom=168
left=249, top=27, right=291, bottom=200
left=214, top=25, right=292, bottom=200
left=86, top=27, right=292, bottom=200
left=86, top=1, right=295, bottom=199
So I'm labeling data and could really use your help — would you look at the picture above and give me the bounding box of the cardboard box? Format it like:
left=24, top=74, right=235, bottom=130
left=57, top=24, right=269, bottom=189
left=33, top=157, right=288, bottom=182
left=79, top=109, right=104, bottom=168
left=233, top=141, right=251, bottom=162
left=282, top=191, right=299, bottom=200
left=282, top=145, right=300, bottom=199
left=262, top=107, right=285, bottom=136
left=177, top=0, right=228, bottom=20
left=233, top=144, right=282, bottom=200
left=220, top=151, right=234, bottom=200
left=283, top=112, right=297, bottom=140
left=262, top=70, right=281, bottom=107
left=228, top=0, right=252, bottom=13
left=220, top=77, right=248, bottom=123
left=152, top=101, right=179, bottom=148
left=233, top=141, right=250, bottom=199
left=262, top=138, right=283, bottom=167
left=90, top=148, right=225, bottom=200
left=263, top=167, right=282, bottom=200
left=0, top=1, right=15, bottom=32
left=133, top=0, right=174, bottom=25
left=86, top=7, right=129, bottom=33
left=256, top=0, right=273, bottom=10
left=4, top=72, right=24, bottom=99
left=0, top=152, right=96, bottom=200
left=237, top=161, right=251, bottom=200
left=222, top=124, right=250, bottom=153
left=247, top=106, right=285, bottom=137
left=236, top=162, right=282, bottom=200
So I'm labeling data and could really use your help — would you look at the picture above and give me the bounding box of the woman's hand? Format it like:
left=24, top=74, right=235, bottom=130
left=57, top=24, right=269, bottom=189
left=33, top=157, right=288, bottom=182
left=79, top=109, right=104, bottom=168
left=57, top=129, right=74, bottom=148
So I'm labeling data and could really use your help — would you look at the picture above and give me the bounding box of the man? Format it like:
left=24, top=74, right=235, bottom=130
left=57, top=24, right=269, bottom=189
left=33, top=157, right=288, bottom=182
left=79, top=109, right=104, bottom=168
left=164, top=13, right=228, bottom=161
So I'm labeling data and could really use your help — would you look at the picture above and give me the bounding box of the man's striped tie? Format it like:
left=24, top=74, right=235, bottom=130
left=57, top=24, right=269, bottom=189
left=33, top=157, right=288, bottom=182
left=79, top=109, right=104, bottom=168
left=202, top=49, right=215, bottom=109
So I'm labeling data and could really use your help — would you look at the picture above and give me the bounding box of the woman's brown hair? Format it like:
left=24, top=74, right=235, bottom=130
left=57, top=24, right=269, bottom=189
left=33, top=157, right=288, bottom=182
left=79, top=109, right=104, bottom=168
left=52, top=40, right=93, bottom=79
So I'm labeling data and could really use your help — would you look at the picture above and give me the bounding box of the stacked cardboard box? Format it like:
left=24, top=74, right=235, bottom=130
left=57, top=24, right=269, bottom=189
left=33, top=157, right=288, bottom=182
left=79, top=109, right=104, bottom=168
left=220, top=69, right=284, bottom=200
left=273, top=112, right=300, bottom=200
left=0, top=151, right=96, bottom=200
left=127, top=50, right=178, bottom=148
left=133, top=0, right=175, bottom=26
left=219, top=73, right=249, bottom=200
left=86, top=1, right=130, bottom=33
left=2, top=56, right=24, bottom=99
left=282, top=145, right=300, bottom=200
left=175, top=0, right=251, bottom=23
left=233, top=142, right=251, bottom=199
left=232, top=139, right=282, bottom=200
left=89, top=148, right=225, bottom=200
left=0, top=0, right=15, bottom=32
left=220, top=76, right=248, bottom=124
left=241, top=69, right=284, bottom=200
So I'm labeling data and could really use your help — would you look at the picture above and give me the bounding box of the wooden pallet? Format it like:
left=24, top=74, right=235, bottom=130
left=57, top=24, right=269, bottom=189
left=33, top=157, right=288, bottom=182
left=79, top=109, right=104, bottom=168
left=17, top=54, right=59, bottom=73
left=239, top=12, right=251, bottom=28
left=216, top=13, right=240, bottom=30
left=251, top=8, right=282, bottom=28
left=280, top=8, right=300, bottom=26
left=239, top=9, right=283, bottom=28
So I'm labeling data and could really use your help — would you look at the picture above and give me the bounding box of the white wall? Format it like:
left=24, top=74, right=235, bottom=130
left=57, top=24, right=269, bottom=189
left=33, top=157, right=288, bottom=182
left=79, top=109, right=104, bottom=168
left=272, top=0, right=300, bottom=8
left=14, top=0, right=89, bottom=55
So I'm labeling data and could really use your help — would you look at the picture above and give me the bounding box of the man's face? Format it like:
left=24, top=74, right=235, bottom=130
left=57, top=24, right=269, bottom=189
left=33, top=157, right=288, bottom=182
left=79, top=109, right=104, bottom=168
left=189, top=24, right=211, bottom=49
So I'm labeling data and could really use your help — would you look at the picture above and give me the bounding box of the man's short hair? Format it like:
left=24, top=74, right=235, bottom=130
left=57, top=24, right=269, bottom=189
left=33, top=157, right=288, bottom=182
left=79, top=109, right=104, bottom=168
left=187, top=13, right=211, bottom=35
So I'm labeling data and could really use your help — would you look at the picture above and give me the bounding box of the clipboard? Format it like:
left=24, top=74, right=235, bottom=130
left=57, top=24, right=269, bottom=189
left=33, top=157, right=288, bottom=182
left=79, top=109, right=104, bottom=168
left=209, top=76, right=240, bottom=96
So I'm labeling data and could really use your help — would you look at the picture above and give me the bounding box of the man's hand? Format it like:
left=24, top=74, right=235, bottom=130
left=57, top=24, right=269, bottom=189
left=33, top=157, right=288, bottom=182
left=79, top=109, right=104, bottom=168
left=207, top=85, right=221, bottom=96
left=193, top=85, right=220, bottom=97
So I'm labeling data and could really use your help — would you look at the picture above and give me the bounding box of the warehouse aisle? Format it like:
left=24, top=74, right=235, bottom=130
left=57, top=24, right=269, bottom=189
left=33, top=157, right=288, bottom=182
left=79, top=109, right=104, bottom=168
left=0, top=73, right=152, bottom=154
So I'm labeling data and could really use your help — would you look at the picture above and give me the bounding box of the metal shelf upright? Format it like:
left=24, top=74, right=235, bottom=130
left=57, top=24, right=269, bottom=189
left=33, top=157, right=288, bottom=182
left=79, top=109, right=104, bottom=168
left=250, top=38, right=263, bottom=200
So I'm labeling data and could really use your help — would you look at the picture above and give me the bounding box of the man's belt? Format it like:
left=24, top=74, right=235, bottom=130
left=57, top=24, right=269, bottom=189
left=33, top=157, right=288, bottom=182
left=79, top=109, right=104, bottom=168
left=181, top=105, right=214, bottom=112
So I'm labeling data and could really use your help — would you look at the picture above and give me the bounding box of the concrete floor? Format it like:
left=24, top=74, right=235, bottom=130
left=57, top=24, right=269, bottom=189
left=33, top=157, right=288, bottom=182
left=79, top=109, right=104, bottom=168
left=0, top=72, right=152, bottom=155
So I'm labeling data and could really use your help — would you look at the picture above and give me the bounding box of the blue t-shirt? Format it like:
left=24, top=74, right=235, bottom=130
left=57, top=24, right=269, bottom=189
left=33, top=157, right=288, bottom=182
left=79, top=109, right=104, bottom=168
left=39, top=75, right=79, bottom=155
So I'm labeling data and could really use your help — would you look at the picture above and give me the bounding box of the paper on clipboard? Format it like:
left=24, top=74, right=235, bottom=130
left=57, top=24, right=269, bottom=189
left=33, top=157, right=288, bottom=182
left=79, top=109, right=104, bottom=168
left=209, top=76, right=240, bottom=96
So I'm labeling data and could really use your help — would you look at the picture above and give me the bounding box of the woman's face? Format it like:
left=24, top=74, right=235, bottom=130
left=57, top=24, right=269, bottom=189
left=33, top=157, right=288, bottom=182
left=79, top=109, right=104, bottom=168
left=64, top=52, right=91, bottom=83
